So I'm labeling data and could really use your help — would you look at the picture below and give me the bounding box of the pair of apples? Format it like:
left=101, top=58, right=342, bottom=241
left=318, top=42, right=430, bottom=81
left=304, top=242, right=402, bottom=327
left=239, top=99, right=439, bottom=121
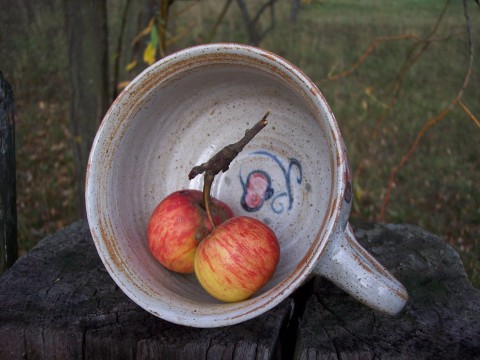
left=146, top=189, right=280, bottom=302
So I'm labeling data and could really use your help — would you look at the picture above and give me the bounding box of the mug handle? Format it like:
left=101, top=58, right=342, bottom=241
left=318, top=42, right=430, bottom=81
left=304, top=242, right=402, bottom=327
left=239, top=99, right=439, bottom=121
left=313, top=223, right=409, bottom=315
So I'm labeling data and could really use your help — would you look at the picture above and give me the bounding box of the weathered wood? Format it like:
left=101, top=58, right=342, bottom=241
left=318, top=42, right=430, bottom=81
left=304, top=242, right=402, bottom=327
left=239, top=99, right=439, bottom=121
left=294, top=223, right=480, bottom=359
left=0, top=221, right=479, bottom=359
left=0, top=221, right=292, bottom=359
left=0, top=71, right=17, bottom=273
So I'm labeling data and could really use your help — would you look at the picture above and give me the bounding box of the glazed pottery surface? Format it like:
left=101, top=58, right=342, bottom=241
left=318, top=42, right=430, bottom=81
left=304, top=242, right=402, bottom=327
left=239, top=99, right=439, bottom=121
left=86, top=43, right=408, bottom=327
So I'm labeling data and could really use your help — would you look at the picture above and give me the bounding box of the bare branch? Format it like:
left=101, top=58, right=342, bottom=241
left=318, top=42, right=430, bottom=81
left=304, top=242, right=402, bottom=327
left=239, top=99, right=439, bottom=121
left=206, top=0, right=234, bottom=42
left=112, top=0, right=131, bottom=100
left=459, top=101, right=480, bottom=128
left=236, top=0, right=277, bottom=46
left=189, top=112, right=270, bottom=181
left=378, top=0, right=475, bottom=221
left=189, top=112, right=270, bottom=226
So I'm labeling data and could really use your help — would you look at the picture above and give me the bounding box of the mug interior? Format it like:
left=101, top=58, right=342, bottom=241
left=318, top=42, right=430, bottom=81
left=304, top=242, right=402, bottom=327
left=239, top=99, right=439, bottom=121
left=86, top=44, right=342, bottom=327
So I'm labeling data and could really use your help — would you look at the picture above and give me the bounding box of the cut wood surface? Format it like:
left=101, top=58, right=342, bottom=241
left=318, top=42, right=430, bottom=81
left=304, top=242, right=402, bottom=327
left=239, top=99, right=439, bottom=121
left=0, top=220, right=479, bottom=359
left=294, top=223, right=480, bottom=359
left=0, top=221, right=292, bottom=359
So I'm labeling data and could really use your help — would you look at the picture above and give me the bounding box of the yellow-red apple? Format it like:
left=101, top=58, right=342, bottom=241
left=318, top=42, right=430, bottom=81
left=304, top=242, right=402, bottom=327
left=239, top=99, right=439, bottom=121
left=147, top=189, right=233, bottom=274
left=194, top=216, right=280, bottom=302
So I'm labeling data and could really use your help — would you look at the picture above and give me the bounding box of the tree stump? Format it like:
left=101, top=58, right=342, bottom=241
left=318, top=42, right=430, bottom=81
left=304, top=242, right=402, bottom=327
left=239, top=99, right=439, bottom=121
left=0, top=71, right=17, bottom=273
left=0, top=221, right=292, bottom=359
left=0, top=221, right=479, bottom=359
left=294, top=223, right=480, bottom=359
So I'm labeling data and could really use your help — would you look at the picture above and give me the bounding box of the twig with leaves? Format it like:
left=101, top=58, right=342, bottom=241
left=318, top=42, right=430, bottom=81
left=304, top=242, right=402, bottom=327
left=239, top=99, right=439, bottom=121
left=118, top=0, right=236, bottom=90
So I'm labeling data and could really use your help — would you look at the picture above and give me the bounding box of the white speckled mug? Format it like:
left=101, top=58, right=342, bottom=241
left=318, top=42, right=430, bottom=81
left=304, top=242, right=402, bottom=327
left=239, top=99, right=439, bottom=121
left=86, top=43, right=408, bottom=328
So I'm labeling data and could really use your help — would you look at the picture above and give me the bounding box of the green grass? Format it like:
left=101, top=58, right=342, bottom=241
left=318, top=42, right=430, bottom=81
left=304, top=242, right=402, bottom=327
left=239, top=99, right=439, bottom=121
left=269, top=0, right=479, bottom=286
left=269, top=0, right=480, bottom=286
left=1, top=0, right=479, bottom=286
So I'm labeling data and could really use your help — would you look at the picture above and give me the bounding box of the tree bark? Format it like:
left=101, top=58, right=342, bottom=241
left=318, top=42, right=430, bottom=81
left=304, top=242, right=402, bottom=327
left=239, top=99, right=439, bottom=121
left=64, top=0, right=110, bottom=217
left=289, top=0, right=300, bottom=23
left=0, top=72, right=17, bottom=274
left=236, top=0, right=277, bottom=46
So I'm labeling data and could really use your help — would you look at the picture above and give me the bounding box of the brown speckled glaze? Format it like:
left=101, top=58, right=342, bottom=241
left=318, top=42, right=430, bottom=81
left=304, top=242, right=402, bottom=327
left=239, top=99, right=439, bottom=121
left=86, top=43, right=408, bottom=328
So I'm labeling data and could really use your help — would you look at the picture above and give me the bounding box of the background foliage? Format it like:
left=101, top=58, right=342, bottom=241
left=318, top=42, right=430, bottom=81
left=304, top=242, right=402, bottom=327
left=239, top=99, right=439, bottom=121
left=0, top=0, right=478, bottom=286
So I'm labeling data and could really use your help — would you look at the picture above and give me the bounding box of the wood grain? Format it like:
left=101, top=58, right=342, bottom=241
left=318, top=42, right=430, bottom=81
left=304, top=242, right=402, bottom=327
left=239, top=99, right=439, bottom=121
left=0, top=221, right=479, bottom=359
left=0, top=221, right=292, bottom=359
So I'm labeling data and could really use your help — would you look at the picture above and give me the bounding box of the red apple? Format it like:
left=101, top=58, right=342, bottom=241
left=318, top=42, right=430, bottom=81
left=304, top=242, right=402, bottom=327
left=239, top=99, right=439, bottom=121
left=147, top=189, right=234, bottom=274
left=194, top=216, right=280, bottom=302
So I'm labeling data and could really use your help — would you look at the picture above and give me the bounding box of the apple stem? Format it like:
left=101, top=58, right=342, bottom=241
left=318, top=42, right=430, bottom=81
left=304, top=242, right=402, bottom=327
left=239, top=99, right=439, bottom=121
left=189, top=111, right=270, bottom=227
left=203, top=173, right=215, bottom=228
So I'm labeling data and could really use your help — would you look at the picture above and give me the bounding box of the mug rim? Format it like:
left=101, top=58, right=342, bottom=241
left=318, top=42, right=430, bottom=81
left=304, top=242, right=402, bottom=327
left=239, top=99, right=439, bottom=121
left=86, top=42, right=347, bottom=327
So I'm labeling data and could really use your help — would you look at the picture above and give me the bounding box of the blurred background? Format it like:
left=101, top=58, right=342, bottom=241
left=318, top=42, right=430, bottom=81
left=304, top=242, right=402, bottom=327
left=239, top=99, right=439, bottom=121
left=0, top=0, right=478, bottom=286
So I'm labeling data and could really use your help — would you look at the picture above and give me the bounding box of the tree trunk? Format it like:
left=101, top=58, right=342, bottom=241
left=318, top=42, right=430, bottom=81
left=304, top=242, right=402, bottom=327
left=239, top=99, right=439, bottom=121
left=236, top=0, right=277, bottom=46
left=0, top=72, right=17, bottom=273
left=289, top=0, right=300, bottom=22
left=110, top=0, right=153, bottom=97
left=64, top=0, right=110, bottom=217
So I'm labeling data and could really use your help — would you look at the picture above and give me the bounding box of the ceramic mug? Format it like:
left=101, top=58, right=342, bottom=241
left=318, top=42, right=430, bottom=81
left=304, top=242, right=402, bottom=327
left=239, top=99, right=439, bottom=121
left=86, top=43, right=408, bottom=328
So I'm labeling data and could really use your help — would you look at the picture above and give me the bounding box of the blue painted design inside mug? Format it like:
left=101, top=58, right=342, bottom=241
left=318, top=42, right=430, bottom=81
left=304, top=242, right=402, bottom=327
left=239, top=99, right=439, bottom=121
left=239, top=151, right=303, bottom=214
left=239, top=170, right=274, bottom=212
